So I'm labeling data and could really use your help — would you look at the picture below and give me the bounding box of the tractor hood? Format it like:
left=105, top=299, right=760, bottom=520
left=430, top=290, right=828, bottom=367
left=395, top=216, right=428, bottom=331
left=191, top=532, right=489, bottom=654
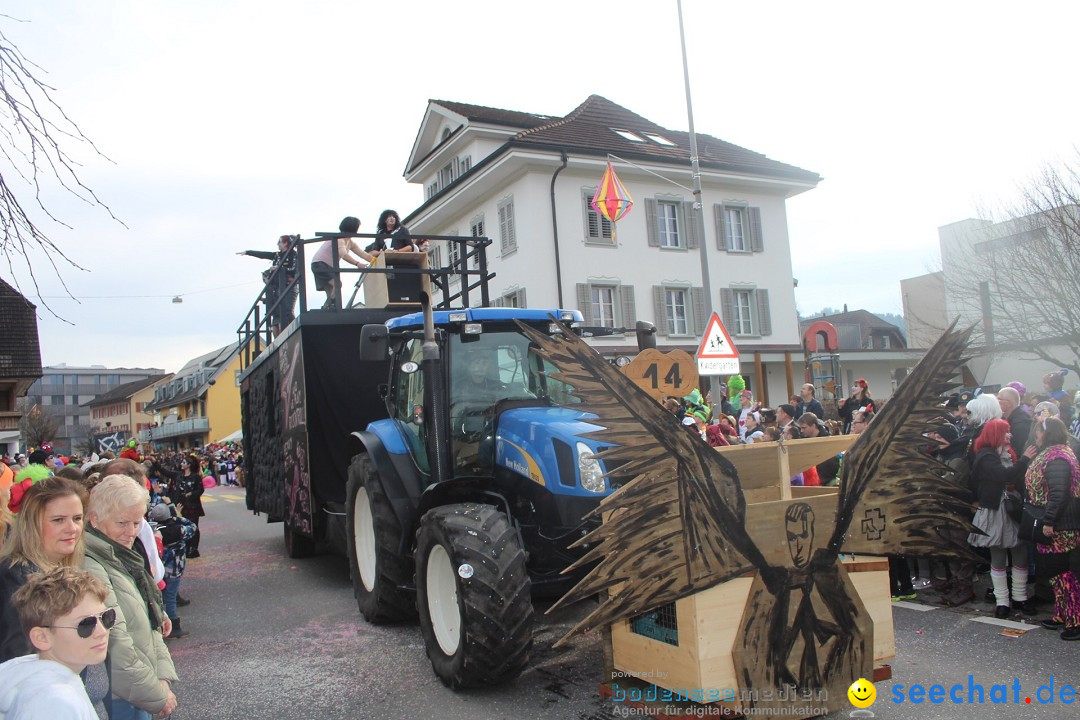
left=494, top=406, right=612, bottom=497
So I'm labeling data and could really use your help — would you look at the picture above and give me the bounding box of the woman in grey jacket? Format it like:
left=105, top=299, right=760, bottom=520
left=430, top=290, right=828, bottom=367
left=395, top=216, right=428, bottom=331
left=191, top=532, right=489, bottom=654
left=84, top=475, right=178, bottom=719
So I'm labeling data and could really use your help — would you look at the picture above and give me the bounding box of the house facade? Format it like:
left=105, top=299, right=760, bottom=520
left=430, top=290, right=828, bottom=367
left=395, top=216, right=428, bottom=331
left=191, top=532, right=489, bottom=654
left=0, top=279, right=43, bottom=455
left=140, top=344, right=244, bottom=450
left=401, top=96, right=821, bottom=406
left=799, top=309, right=919, bottom=400
left=83, top=375, right=169, bottom=452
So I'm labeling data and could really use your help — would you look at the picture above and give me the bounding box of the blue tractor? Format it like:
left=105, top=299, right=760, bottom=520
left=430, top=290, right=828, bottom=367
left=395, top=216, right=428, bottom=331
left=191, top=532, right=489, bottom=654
left=350, top=307, right=654, bottom=688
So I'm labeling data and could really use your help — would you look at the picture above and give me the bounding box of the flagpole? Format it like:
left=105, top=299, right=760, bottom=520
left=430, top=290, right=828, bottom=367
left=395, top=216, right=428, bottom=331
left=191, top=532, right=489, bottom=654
left=676, top=0, right=723, bottom=417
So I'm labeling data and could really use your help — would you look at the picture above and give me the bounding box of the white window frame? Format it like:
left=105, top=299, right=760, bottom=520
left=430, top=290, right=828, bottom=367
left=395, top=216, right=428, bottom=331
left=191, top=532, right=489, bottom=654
left=657, top=201, right=682, bottom=249
left=665, top=287, right=689, bottom=336
left=724, top=206, right=748, bottom=252
left=734, top=290, right=753, bottom=335
left=591, top=285, right=618, bottom=328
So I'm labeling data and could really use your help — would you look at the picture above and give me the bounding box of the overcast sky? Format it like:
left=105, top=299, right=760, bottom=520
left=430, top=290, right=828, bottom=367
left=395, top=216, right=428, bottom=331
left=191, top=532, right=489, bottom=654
left=5, top=0, right=1078, bottom=372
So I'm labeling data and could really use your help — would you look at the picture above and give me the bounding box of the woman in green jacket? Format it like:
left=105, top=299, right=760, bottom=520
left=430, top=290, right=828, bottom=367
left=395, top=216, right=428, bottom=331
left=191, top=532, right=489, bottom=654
left=84, top=474, right=178, bottom=720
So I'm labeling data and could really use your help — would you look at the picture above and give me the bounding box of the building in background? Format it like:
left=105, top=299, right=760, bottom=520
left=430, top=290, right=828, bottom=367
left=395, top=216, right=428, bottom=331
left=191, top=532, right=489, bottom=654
left=141, top=343, right=243, bottom=450
left=24, top=365, right=164, bottom=455
left=0, top=279, right=43, bottom=456
left=401, top=95, right=821, bottom=406
left=799, top=308, right=919, bottom=399
left=903, top=215, right=1077, bottom=391
left=83, top=374, right=170, bottom=455
left=900, top=271, right=947, bottom=349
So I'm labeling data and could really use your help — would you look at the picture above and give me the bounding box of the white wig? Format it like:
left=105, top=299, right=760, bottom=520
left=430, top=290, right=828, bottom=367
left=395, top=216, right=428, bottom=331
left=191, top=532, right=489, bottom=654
left=966, top=393, right=1002, bottom=426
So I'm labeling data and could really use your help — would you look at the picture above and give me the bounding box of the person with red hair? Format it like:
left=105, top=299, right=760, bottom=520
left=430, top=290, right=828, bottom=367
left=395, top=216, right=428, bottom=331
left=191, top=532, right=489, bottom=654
left=967, top=418, right=1032, bottom=618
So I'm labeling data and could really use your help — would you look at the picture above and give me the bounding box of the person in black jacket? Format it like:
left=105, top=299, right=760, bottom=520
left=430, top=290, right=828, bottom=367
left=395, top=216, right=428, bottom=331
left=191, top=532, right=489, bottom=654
left=238, top=234, right=299, bottom=336
left=998, top=386, right=1032, bottom=458
left=365, top=210, right=425, bottom=253
left=966, top=418, right=1032, bottom=617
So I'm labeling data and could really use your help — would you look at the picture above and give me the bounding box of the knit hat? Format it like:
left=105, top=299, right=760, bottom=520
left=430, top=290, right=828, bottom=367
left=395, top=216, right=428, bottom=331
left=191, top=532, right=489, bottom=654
left=740, top=390, right=753, bottom=402
left=1006, top=381, right=1027, bottom=397
left=149, top=503, right=172, bottom=522
left=778, top=403, right=796, bottom=418
left=28, top=450, right=48, bottom=465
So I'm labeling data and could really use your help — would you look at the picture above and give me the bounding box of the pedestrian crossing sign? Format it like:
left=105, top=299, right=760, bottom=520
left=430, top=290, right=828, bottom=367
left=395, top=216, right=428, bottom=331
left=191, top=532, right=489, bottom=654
left=696, top=313, right=740, bottom=375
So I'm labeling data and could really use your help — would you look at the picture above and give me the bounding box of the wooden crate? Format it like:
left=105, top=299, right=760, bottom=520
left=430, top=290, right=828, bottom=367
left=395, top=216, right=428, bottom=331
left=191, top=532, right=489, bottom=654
left=362, top=250, right=430, bottom=308
left=609, top=435, right=894, bottom=704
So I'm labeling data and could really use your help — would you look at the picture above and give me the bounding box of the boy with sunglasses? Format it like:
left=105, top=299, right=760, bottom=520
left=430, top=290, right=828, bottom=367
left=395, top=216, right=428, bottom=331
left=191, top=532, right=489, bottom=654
left=0, top=566, right=113, bottom=719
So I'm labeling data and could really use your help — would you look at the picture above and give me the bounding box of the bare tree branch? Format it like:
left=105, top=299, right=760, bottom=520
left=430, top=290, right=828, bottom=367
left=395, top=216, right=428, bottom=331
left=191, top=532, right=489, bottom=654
left=943, top=152, right=1080, bottom=376
left=0, top=18, right=124, bottom=316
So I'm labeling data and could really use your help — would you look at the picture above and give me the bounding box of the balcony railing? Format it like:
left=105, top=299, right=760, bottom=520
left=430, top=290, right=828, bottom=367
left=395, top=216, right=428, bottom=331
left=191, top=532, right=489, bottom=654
left=139, top=417, right=210, bottom=442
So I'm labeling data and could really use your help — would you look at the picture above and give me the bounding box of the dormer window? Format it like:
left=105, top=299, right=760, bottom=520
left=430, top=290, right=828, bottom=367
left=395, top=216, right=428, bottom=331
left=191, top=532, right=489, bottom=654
left=612, top=129, right=646, bottom=142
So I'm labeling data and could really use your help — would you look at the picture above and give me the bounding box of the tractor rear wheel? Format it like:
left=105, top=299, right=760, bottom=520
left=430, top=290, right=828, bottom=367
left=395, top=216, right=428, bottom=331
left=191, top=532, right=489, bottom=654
left=346, top=454, right=416, bottom=623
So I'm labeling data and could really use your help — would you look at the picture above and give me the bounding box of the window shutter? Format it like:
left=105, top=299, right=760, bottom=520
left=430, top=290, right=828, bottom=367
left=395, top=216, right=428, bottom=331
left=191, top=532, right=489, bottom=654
left=645, top=198, right=659, bottom=247
left=576, top=283, right=592, bottom=324
left=683, top=201, right=699, bottom=249
left=498, top=200, right=516, bottom=253
left=720, top=288, right=736, bottom=330
left=756, top=289, right=772, bottom=336
left=749, top=207, right=764, bottom=252
left=714, top=203, right=726, bottom=251
left=585, top=194, right=600, bottom=238
left=691, top=287, right=707, bottom=335
left=652, top=285, right=669, bottom=336
left=620, top=285, right=636, bottom=327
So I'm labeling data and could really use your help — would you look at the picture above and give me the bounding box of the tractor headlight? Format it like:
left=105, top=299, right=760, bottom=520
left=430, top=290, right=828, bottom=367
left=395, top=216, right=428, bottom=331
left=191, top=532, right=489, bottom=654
left=576, top=442, right=606, bottom=493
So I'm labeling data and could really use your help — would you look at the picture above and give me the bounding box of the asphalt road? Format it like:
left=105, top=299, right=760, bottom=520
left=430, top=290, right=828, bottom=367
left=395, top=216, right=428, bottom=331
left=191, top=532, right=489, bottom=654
left=167, top=487, right=1078, bottom=719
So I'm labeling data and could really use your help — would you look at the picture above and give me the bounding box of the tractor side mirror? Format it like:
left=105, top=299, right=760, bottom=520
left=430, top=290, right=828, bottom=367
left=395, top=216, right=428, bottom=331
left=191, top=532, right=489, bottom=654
left=635, top=321, right=657, bottom=351
left=359, top=324, right=389, bottom=361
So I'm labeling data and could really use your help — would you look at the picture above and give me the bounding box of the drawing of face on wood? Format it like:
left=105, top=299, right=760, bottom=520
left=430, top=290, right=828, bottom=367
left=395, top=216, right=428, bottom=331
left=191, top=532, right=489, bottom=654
left=786, top=503, right=814, bottom=569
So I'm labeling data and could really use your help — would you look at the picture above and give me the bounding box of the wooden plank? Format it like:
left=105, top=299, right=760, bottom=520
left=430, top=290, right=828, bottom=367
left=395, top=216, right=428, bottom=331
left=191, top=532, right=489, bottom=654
left=743, top=495, right=839, bottom=568
left=713, top=441, right=785, bottom=490
left=791, top=485, right=839, bottom=499
left=781, top=434, right=854, bottom=474
left=849, top=569, right=896, bottom=661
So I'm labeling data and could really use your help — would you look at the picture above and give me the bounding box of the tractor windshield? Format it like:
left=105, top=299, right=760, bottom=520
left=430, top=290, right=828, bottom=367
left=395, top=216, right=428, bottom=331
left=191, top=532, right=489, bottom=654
left=449, top=325, right=578, bottom=473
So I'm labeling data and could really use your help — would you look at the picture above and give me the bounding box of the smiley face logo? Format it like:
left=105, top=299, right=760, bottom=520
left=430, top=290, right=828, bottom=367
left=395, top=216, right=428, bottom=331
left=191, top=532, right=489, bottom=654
left=848, top=678, right=876, bottom=708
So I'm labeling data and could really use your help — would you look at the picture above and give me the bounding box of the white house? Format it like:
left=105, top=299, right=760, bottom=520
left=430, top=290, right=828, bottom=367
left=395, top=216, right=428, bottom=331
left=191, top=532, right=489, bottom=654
left=402, top=95, right=821, bottom=407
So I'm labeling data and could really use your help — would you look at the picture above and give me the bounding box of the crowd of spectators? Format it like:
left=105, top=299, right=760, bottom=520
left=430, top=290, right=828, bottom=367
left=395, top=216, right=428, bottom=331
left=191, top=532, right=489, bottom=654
left=664, top=371, right=1080, bottom=641
left=0, top=441, right=242, bottom=718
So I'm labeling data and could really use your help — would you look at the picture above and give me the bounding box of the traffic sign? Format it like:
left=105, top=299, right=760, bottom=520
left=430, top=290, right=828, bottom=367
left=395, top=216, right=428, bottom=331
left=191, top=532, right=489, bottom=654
left=695, top=312, right=740, bottom=375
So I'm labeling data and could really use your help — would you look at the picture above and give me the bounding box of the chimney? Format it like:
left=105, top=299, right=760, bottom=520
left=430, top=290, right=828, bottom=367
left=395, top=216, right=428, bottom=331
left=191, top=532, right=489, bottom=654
left=843, top=303, right=848, bottom=313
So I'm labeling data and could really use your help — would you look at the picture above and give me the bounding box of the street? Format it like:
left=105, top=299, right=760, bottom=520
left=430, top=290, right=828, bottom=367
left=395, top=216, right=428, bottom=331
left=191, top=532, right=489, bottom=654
left=168, top=487, right=1078, bottom=719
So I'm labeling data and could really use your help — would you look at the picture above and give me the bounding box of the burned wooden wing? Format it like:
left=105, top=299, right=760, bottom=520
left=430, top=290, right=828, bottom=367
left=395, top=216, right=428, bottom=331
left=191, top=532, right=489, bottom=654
left=828, top=321, right=979, bottom=558
left=514, top=320, right=763, bottom=645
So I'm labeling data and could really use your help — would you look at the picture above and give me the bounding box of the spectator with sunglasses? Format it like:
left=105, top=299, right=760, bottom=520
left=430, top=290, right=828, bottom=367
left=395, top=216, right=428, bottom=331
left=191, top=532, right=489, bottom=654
left=0, top=566, right=112, bottom=719
left=0, top=477, right=89, bottom=664
left=84, top=475, right=177, bottom=719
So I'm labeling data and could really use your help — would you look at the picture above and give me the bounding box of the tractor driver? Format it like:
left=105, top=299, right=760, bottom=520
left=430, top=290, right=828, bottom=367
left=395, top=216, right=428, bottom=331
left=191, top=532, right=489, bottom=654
left=451, top=348, right=507, bottom=472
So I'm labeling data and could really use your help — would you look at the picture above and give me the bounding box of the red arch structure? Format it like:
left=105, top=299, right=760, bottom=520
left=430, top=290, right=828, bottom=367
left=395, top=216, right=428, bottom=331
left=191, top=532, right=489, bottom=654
left=803, top=321, right=839, bottom=353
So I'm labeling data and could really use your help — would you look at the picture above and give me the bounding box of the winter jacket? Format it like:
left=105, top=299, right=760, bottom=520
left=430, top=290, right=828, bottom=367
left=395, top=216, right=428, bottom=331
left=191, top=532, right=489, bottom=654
left=0, top=560, right=35, bottom=663
left=172, top=472, right=204, bottom=519
left=0, top=655, right=98, bottom=720
left=82, top=530, right=176, bottom=713
left=1005, top=408, right=1032, bottom=458
left=969, top=447, right=1028, bottom=510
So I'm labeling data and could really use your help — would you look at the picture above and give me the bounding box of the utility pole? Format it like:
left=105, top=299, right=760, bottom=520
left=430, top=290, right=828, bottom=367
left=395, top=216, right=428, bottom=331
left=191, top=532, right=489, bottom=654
left=677, top=0, right=723, bottom=416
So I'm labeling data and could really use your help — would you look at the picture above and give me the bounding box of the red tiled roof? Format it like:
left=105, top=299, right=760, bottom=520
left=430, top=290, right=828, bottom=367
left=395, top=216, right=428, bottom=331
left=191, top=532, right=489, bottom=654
left=513, top=95, right=820, bottom=182
left=429, top=100, right=554, bottom=130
